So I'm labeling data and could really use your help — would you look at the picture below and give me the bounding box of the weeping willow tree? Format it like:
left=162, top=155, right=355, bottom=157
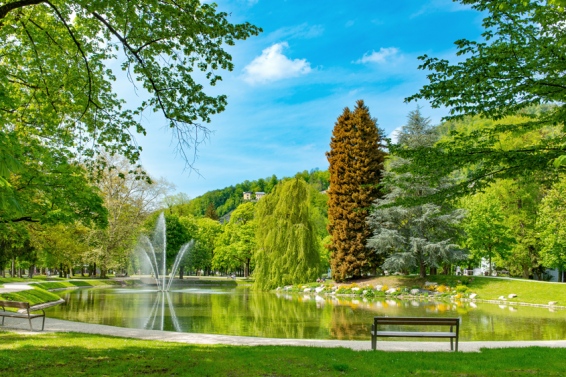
left=253, top=179, right=321, bottom=290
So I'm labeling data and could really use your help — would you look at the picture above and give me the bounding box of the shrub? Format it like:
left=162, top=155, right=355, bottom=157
left=455, top=285, right=469, bottom=293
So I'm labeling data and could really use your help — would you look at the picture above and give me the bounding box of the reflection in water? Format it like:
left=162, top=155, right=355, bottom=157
left=141, top=291, right=182, bottom=332
left=46, top=287, right=566, bottom=341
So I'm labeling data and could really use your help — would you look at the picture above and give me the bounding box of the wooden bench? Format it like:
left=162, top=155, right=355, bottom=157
left=0, top=300, right=46, bottom=331
left=371, top=316, right=460, bottom=351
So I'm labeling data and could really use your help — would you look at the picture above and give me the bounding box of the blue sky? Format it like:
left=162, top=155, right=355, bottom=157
left=132, top=0, right=484, bottom=199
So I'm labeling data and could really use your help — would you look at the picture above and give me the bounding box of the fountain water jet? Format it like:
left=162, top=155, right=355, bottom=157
left=137, top=213, right=195, bottom=291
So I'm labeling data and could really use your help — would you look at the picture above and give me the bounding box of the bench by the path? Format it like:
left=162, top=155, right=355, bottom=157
left=0, top=300, right=46, bottom=331
left=371, top=316, right=460, bottom=351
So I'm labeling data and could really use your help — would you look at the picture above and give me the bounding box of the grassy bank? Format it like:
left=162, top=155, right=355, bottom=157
left=322, top=275, right=565, bottom=306
left=0, top=279, right=131, bottom=306
left=0, top=287, right=61, bottom=306
left=0, top=332, right=564, bottom=377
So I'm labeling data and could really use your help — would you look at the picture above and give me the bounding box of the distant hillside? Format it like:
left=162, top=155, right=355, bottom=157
left=169, top=169, right=329, bottom=218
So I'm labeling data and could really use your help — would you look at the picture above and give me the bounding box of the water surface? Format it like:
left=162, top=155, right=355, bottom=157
left=45, top=286, right=566, bottom=341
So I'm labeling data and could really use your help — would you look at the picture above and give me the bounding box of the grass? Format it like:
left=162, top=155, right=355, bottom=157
left=335, top=275, right=566, bottom=305
left=0, top=287, right=62, bottom=306
left=0, top=279, right=130, bottom=306
left=0, top=332, right=565, bottom=376
left=29, top=279, right=125, bottom=290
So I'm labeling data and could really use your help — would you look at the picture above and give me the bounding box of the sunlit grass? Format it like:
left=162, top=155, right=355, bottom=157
left=1, top=331, right=565, bottom=376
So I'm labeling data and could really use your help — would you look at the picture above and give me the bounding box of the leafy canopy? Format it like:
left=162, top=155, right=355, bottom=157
left=402, top=0, right=566, bottom=201
left=0, top=0, right=261, bottom=169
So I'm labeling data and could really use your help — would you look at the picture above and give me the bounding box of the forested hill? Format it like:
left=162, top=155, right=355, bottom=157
left=171, top=169, right=330, bottom=218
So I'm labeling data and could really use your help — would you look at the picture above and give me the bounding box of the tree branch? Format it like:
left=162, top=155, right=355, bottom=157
left=90, top=11, right=170, bottom=120
left=0, top=0, right=44, bottom=26
left=0, top=216, right=39, bottom=223
left=44, top=0, right=95, bottom=117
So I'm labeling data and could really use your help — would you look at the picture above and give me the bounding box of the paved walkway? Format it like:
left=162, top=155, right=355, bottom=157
left=0, top=282, right=35, bottom=294
left=2, top=317, right=566, bottom=352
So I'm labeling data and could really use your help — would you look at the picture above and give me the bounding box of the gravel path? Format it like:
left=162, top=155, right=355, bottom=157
left=2, top=317, right=566, bottom=352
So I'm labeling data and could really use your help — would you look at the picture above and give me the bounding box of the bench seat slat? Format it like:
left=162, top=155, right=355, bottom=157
left=373, top=331, right=457, bottom=338
left=0, top=311, right=45, bottom=319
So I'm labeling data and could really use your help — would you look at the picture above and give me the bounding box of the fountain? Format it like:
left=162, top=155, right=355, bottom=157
left=136, top=212, right=195, bottom=291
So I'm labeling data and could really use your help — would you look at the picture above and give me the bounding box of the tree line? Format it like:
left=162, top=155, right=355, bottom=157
left=2, top=1, right=565, bottom=285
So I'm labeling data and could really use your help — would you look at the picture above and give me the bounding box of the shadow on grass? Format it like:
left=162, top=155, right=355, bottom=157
left=1, top=331, right=566, bottom=376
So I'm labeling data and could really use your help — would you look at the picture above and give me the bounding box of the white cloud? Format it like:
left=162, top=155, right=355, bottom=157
left=355, top=47, right=399, bottom=64
left=243, top=42, right=312, bottom=85
left=268, top=23, right=324, bottom=40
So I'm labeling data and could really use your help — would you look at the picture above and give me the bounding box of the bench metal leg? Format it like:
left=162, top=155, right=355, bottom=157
left=371, top=324, right=376, bottom=350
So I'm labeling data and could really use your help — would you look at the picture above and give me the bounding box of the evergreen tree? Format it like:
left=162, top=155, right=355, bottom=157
left=326, top=100, right=385, bottom=281
left=254, top=179, right=321, bottom=290
left=205, top=202, right=220, bottom=220
left=367, top=109, right=465, bottom=278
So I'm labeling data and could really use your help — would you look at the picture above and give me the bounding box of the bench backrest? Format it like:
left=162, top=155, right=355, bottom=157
left=0, top=300, right=30, bottom=310
left=374, top=317, right=460, bottom=326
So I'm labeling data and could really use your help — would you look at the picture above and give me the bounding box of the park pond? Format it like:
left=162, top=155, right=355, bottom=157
left=45, top=286, right=566, bottom=341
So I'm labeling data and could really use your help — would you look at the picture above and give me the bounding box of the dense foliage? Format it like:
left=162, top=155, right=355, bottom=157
left=174, top=169, right=329, bottom=218
left=0, top=0, right=260, bottom=172
left=254, top=179, right=321, bottom=290
left=401, top=0, right=566, bottom=202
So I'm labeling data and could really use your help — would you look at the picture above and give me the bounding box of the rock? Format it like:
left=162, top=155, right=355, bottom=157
left=385, top=288, right=397, bottom=294
left=469, top=293, right=478, bottom=299
left=315, top=286, right=324, bottom=293
left=352, top=287, right=360, bottom=292
left=424, top=281, right=437, bottom=288
left=303, top=288, right=311, bottom=293
left=362, top=290, right=368, bottom=295
left=375, top=285, right=383, bottom=291
left=508, top=294, right=517, bottom=299
left=276, top=287, right=281, bottom=291
left=410, top=289, right=420, bottom=295
left=498, top=296, right=506, bottom=301
left=549, top=301, right=558, bottom=306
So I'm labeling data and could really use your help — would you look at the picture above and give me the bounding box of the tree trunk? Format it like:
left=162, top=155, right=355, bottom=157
left=59, top=263, right=64, bottom=278
left=244, top=259, right=250, bottom=278
left=489, top=255, right=492, bottom=276
left=11, top=258, right=15, bottom=277
left=28, top=264, right=34, bottom=278
left=93, top=262, right=97, bottom=277
left=419, top=261, right=426, bottom=278
left=179, top=265, right=184, bottom=280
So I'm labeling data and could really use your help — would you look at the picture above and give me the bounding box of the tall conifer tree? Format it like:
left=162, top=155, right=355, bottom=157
left=326, top=100, right=385, bottom=281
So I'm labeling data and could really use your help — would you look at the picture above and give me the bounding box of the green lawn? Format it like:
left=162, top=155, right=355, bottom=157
left=331, top=275, right=566, bottom=306
left=0, top=332, right=564, bottom=377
